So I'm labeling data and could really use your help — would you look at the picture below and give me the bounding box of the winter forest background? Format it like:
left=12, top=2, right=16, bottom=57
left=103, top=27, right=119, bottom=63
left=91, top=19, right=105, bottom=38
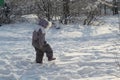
left=0, top=0, right=120, bottom=25
left=0, top=0, right=120, bottom=80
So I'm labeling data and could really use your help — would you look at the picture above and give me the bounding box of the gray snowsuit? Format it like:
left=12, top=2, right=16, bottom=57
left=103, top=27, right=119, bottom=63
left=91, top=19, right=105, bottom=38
left=32, top=26, right=53, bottom=63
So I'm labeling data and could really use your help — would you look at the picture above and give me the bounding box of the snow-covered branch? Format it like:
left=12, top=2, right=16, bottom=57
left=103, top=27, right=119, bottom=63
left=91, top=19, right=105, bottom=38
left=98, top=0, right=113, bottom=7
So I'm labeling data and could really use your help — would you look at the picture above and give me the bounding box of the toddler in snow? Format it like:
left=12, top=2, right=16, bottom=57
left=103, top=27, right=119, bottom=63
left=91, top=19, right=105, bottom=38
left=32, top=18, right=56, bottom=64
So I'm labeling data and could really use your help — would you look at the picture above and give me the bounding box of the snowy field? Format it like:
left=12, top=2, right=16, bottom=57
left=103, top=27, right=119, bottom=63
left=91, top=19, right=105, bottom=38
left=0, top=16, right=120, bottom=80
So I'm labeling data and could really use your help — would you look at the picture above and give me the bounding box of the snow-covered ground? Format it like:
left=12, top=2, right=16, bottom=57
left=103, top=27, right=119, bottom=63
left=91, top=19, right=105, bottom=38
left=0, top=16, right=120, bottom=80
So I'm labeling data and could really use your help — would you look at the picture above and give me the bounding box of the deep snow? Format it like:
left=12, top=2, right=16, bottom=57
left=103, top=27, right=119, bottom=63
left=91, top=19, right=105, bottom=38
left=0, top=16, right=120, bottom=80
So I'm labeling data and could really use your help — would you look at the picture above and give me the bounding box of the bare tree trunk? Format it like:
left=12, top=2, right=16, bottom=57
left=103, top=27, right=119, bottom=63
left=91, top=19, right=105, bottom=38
left=104, top=5, right=107, bottom=15
left=40, top=0, right=51, bottom=20
left=63, top=0, right=70, bottom=24
left=46, top=0, right=51, bottom=21
left=113, top=0, right=118, bottom=15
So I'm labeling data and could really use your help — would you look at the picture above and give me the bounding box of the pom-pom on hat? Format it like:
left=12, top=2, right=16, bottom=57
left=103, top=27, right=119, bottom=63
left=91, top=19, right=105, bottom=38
left=38, top=18, right=49, bottom=28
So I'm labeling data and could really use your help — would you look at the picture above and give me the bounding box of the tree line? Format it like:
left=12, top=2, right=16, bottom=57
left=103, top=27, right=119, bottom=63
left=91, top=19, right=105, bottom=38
left=0, top=0, right=119, bottom=25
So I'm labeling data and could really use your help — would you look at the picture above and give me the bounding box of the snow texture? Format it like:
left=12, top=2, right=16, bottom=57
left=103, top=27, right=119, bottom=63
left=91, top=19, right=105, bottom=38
left=0, top=15, right=120, bottom=80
